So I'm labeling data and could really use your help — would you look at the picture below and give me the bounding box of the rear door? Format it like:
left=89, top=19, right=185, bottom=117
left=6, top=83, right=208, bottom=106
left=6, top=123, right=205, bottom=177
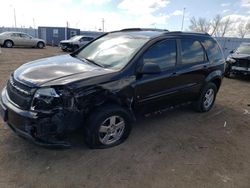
left=172, top=37, right=209, bottom=102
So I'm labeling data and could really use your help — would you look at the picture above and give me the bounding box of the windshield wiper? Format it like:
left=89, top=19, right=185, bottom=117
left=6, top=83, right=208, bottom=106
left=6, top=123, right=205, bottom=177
left=72, top=54, right=105, bottom=68
left=84, top=58, right=105, bottom=68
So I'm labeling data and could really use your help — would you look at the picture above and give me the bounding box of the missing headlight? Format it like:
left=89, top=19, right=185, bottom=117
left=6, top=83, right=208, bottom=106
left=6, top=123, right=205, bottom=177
left=31, top=88, right=62, bottom=111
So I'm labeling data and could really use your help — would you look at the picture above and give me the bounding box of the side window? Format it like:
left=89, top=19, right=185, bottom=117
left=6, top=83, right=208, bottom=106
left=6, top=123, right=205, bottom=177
left=11, top=33, right=20, bottom=37
left=202, top=39, right=224, bottom=63
left=181, top=39, right=205, bottom=64
left=143, top=40, right=177, bottom=70
left=20, top=34, right=29, bottom=38
left=81, top=37, right=94, bottom=42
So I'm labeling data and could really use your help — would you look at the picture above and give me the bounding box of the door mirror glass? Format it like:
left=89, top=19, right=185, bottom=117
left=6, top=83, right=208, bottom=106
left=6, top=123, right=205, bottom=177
left=139, top=62, right=161, bottom=74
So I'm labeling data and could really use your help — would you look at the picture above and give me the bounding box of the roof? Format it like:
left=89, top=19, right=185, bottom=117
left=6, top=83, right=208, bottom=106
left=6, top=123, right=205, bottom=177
left=108, top=28, right=211, bottom=39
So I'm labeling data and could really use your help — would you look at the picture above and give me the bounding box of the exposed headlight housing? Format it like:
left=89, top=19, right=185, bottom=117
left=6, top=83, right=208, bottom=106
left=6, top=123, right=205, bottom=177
left=226, top=57, right=236, bottom=64
left=31, top=88, right=62, bottom=111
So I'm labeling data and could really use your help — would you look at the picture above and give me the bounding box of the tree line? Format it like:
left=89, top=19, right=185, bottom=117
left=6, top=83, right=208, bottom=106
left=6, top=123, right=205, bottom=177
left=189, top=14, right=250, bottom=38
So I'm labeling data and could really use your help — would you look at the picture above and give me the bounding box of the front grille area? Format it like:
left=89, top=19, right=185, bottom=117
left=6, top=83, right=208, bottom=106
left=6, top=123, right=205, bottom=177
left=6, top=77, right=34, bottom=110
left=235, top=59, right=250, bottom=68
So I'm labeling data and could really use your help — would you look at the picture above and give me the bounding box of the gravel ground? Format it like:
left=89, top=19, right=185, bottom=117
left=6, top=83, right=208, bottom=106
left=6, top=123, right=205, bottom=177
left=0, top=47, right=250, bottom=188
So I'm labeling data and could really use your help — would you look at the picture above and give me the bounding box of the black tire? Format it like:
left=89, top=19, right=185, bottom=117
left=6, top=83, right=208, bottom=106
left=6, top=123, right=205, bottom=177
left=193, top=82, right=218, bottom=112
left=4, top=40, right=13, bottom=48
left=85, top=104, right=132, bottom=149
left=37, top=42, right=45, bottom=49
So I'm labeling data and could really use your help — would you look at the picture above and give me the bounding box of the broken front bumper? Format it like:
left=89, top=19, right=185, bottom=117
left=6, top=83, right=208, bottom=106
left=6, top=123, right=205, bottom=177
left=231, top=66, right=250, bottom=75
left=0, top=87, right=71, bottom=148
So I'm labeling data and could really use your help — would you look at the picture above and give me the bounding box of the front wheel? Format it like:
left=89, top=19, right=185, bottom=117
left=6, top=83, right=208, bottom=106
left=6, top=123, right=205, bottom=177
left=193, top=82, right=218, bottom=112
left=85, top=105, right=132, bottom=149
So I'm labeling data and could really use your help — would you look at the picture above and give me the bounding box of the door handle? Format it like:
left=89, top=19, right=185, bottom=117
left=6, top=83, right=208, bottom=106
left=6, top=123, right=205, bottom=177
left=171, top=72, right=178, bottom=77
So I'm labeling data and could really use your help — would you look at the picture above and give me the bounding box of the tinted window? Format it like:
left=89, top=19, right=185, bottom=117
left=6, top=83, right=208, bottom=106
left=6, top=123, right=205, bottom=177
left=181, top=39, right=205, bottom=64
left=202, top=39, right=223, bottom=63
left=80, top=37, right=94, bottom=42
left=143, top=40, right=176, bottom=70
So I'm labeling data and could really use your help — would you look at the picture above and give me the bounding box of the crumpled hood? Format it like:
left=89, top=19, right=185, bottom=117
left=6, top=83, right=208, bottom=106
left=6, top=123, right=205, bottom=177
left=14, top=54, right=114, bottom=87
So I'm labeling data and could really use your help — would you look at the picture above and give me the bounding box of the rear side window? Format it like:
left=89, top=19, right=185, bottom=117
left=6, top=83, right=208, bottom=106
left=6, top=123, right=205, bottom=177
left=202, top=39, right=223, bottom=63
left=143, top=40, right=177, bottom=70
left=180, top=39, right=205, bottom=64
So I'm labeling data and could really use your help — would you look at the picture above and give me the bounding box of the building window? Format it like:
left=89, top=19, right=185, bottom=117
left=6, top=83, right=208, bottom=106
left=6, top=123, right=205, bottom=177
left=53, top=29, right=59, bottom=38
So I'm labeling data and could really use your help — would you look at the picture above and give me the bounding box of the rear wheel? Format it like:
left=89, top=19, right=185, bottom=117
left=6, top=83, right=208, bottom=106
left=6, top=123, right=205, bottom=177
left=85, top=104, right=132, bottom=149
left=37, top=42, right=45, bottom=49
left=193, top=82, right=217, bottom=112
left=4, top=40, right=13, bottom=48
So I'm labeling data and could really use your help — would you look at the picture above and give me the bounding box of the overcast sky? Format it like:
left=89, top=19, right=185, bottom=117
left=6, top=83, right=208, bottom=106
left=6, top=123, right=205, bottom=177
left=1, top=0, right=250, bottom=34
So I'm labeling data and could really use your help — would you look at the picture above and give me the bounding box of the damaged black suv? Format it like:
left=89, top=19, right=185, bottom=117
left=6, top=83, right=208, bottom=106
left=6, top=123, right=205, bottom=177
left=0, top=29, right=225, bottom=149
left=225, top=43, right=250, bottom=77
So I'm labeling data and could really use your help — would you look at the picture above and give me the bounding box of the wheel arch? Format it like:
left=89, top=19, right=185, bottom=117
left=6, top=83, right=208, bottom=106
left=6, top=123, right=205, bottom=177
left=205, top=70, right=223, bottom=90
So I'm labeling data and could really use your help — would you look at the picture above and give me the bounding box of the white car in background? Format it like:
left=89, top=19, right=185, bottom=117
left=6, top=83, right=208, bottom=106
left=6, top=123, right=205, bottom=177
left=59, top=35, right=95, bottom=52
left=0, top=32, right=45, bottom=48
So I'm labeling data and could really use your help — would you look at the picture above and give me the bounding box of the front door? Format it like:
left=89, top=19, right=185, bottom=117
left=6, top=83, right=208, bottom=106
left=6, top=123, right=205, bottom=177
left=134, top=39, right=181, bottom=113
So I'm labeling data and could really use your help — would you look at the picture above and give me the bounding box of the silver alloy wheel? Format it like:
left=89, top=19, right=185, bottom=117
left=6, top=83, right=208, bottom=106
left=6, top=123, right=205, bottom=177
left=6, top=41, right=13, bottom=48
left=98, top=115, right=125, bottom=145
left=203, top=88, right=215, bottom=109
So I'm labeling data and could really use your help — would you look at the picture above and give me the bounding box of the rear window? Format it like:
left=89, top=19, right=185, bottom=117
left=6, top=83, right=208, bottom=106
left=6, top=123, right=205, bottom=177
left=202, top=39, right=224, bottom=63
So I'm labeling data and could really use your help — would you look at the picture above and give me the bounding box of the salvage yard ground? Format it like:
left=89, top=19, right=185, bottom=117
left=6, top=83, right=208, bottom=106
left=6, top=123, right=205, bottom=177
left=0, top=47, right=250, bottom=188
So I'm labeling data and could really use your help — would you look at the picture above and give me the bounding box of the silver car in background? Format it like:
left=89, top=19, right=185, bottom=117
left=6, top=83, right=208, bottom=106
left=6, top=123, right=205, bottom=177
left=0, top=32, right=45, bottom=48
left=59, top=35, right=95, bottom=52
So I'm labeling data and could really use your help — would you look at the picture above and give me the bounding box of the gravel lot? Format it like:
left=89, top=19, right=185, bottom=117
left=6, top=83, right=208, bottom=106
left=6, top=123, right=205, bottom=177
left=0, top=47, right=250, bottom=188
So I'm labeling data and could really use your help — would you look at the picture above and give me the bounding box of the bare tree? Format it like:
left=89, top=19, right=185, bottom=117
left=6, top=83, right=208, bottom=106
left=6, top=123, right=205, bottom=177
left=238, top=21, right=250, bottom=38
left=189, top=17, right=210, bottom=32
left=219, top=17, right=232, bottom=37
left=211, top=14, right=222, bottom=36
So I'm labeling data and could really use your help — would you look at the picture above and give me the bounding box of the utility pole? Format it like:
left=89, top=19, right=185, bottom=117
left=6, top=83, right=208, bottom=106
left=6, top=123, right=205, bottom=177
left=181, top=7, right=186, bottom=31
left=65, top=21, right=68, bottom=40
left=14, top=7, right=17, bottom=28
left=102, top=18, right=105, bottom=32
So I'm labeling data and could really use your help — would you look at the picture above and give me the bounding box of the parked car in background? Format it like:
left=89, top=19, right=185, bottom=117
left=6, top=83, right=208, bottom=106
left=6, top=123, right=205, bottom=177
left=59, top=35, right=95, bottom=52
left=0, top=29, right=225, bottom=149
left=225, top=43, right=250, bottom=77
left=0, top=32, right=45, bottom=48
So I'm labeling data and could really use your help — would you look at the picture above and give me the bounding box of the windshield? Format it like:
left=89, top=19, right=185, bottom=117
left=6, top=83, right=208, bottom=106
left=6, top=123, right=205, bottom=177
left=235, top=45, right=250, bottom=54
left=69, top=36, right=82, bottom=41
left=76, top=34, right=149, bottom=70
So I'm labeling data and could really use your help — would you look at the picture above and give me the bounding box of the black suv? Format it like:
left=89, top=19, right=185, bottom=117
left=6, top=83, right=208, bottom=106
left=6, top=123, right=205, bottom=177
left=0, top=29, right=225, bottom=149
left=225, top=43, right=250, bottom=77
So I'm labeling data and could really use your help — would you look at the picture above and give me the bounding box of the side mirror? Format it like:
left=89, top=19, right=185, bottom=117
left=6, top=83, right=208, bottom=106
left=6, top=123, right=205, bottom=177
left=229, top=50, right=234, bottom=54
left=138, top=62, right=161, bottom=74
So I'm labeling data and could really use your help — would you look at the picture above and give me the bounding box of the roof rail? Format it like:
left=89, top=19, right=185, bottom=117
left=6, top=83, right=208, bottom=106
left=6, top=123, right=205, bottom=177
left=167, top=31, right=210, bottom=35
left=119, top=28, right=169, bottom=32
